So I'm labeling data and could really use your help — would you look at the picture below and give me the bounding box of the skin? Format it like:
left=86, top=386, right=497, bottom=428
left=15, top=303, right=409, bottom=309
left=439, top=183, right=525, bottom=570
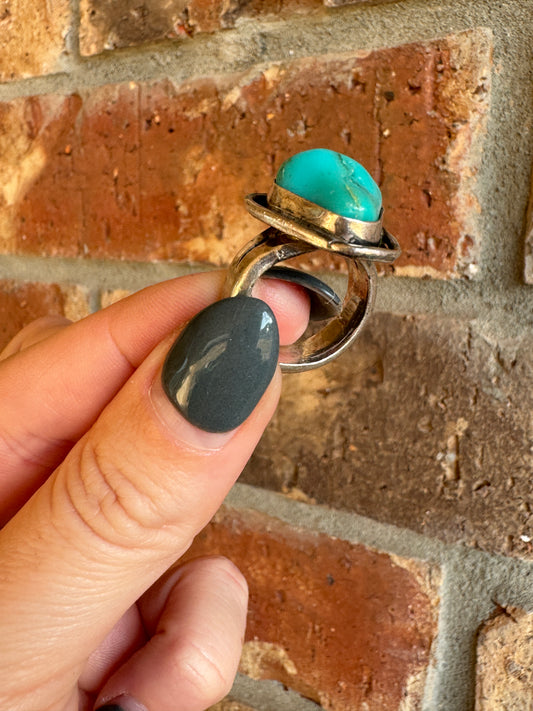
left=0, top=271, right=310, bottom=711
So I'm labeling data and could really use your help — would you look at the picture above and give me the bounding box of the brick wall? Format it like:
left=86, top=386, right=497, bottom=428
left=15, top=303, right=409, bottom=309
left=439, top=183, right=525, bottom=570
left=1, top=0, right=532, bottom=709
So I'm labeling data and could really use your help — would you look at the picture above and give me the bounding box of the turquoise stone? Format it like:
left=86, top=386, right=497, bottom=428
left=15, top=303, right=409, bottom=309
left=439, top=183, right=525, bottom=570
left=275, top=148, right=382, bottom=222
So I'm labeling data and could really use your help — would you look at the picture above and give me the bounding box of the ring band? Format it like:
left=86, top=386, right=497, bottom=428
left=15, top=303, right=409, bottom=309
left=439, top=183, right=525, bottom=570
left=261, top=266, right=342, bottom=321
left=223, top=227, right=376, bottom=372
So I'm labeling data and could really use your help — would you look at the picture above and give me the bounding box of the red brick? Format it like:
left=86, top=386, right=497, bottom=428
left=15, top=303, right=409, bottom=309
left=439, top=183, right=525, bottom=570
left=0, top=0, right=70, bottom=82
left=184, top=508, right=439, bottom=711
left=476, top=606, right=533, bottom=710
left=0, top=281, right=89, bottom=352
left=243, top=312, right=533, bottom=560
left=79, top=0, right=325, bottom=55
left=0, top=30, right=491, bottom=277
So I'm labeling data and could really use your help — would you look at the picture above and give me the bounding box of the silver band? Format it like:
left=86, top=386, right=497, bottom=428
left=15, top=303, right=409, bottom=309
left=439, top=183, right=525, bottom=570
left=223, top=227, right=376, bottom=372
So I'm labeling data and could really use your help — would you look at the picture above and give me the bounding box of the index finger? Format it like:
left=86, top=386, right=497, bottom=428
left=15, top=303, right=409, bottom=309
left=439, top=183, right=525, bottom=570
left=0, top=271, right=309, bottom=524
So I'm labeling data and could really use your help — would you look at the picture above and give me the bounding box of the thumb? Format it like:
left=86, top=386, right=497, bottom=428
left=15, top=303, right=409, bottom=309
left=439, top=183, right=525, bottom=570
left=0, top=296, right=281, bottom=711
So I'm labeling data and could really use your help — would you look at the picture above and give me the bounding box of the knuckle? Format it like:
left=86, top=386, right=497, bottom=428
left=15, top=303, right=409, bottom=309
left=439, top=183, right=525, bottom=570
left=54, top=435, right=169, bottom=549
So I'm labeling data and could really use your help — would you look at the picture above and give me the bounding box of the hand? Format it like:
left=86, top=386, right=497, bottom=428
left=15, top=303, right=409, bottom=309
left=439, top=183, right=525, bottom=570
left=0, top=271, right=309, bottom=711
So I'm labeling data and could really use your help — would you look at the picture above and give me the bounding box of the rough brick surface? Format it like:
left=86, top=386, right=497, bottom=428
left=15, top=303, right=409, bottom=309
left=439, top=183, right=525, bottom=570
left=99, top=289, right=132, bottom=309
left=476, top=606, right=533, bottom=710
left=79, top=0, right=325, bottom=55
left=525, top=168, right=533, bottom=283
left=0, top=0, right=70, bottom=82
left=209, top=701, right=256, bottom=711
left=243, top=313, right=533, bottom=559
left=184, top=508, right=439, bottom=711
left=78, top=0, right=401, bottom=54
left=0, top=30, right=491, bottom=277
left=0, top=281, right=89, bottom=351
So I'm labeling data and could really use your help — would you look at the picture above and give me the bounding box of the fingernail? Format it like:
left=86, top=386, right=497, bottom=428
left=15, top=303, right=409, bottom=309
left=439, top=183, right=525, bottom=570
left=162, top=296, right=279, bottom=433
left=96, top=694, right=148, bottom=711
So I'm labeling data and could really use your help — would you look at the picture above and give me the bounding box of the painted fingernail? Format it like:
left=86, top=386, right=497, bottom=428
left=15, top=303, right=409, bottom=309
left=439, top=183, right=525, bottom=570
left=162, top=296, right=279, bottom=433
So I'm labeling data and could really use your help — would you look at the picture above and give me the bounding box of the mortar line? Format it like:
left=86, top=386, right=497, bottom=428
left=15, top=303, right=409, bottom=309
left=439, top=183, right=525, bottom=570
left=230, top=674, right=323, bottom=711
left=421, top=553, right=490, bottom=711
left=0, top=254, right=205, bottom=292
left=226, top=484, right=533, bottom=578
left=423, top=547, right=533, bottom=710
left=0, top=254, right=530, bottom=337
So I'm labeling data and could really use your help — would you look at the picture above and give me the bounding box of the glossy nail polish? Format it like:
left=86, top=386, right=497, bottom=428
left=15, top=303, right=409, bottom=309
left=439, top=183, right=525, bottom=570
left=162, top=296, right=279, bottom=433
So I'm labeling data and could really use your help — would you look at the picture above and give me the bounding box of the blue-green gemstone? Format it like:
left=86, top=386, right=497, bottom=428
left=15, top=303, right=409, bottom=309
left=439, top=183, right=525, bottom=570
left=275, top=148, right=382, bottom=222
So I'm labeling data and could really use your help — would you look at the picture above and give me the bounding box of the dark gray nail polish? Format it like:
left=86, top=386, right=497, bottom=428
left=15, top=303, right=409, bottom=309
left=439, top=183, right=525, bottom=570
left=162, top=296, right=279, bottom=433
left=263, top=265, right=341, bottom=320
left=95, top=706, right=125, bottom=711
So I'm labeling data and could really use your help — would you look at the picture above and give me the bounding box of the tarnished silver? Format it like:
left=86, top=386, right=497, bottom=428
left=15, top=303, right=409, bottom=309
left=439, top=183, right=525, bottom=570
left=268, top=183, right=383, bottom=245
left=223, top=184, right=400, bottom=372
left=246, top=190, right=401, bottom=262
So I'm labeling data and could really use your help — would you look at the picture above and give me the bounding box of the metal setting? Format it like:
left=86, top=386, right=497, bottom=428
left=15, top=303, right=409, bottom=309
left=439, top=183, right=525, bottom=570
left=268, top=183, right=383, bottom=245
left=224, top=185, right=400, bottom=372
left=245, top=192, right=400, bottom=263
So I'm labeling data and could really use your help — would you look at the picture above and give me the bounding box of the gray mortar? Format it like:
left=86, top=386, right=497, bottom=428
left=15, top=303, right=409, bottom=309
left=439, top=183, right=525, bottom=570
left=226, top=483, right=533, bottom=711
left=230, top=674, right=323, bottom=711
left=0, top=254, right=202, bottom=295
left=425, top=548, right=533, bottom=709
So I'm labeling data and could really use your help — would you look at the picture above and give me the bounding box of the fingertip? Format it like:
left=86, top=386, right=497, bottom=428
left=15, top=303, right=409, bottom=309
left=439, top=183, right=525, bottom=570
left=253, top=277, right=310, bottom=345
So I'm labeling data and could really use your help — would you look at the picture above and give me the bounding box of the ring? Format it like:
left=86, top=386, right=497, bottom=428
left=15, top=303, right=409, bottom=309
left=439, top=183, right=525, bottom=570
left=223, top=149, right=401, bottom=372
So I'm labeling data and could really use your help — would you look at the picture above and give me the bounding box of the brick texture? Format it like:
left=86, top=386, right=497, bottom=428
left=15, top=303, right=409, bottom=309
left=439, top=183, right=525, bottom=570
left=99, top=289, right=132, bottom=309
left=525, top=167, right=533, bottom=283
left=242, top=313, right=533, bottom=559
left=0, top=30, right=490, bottom=277
left=184, top=507, right=439, bottom=711
left=78, top=0, right=401, bottom=55
left=0, top=281, right=90, bottom=351
left=79, top=0, right=325, bottom=55
left=476, top=606, right=533, bottom=710
left=0, top=0, right=70, bottom=82
left=209, top=701, right=256, bottom=711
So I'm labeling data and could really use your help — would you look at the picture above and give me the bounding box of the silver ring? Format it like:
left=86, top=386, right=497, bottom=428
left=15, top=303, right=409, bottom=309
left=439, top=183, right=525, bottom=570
left=223, top=184, right=400, bottom=372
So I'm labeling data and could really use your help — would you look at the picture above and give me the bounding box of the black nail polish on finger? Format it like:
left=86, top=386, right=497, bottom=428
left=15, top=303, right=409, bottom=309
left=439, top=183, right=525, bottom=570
left=95, top=706, right=124, bottom=711
left=162, top=296, right=279, bottom=433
